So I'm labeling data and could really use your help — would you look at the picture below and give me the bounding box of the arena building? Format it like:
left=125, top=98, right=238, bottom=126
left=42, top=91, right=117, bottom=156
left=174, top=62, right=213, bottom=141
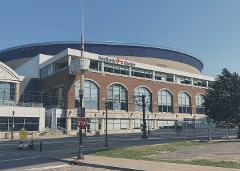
left=0, top=41, right=214, bottom=135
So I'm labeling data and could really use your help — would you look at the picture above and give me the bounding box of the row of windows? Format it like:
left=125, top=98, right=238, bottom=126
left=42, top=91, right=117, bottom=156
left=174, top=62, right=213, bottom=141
left=40, top=62, right=68, bottom=79
left=0, top=117, right=39, bottom=131
left=75, top=80, right=205, bottom=114
left=71, top=118, right=176, bottom=131
left=89, top=60, right=208, bottom=87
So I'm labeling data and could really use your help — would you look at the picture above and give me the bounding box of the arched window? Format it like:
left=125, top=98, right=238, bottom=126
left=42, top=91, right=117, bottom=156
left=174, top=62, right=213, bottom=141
left=135, top=87, right=151, bottom=112
left=75, top=80, right=99, bottom=110
left=196, top=94, right=204, bottom=114
left=178, top=92, right=191, bottom=114
left=107, top=84, right=128, bottom=111
left=158, top=89, right=173, bottom=113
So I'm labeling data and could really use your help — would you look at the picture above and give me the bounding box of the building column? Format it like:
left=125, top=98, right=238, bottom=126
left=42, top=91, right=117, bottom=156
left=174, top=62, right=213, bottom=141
left=129, top=118, right=133, bottom=132
left=153, top=71, right=155, bottom=81
left=39, top=108, right=45, bottom=131
left=66, top=117, right=71, bottom=133
left=101, top=118, right=105, bottom=133
left=154, top=119, right=157, bottom=130
left=15, top=83, right=20, bottom=104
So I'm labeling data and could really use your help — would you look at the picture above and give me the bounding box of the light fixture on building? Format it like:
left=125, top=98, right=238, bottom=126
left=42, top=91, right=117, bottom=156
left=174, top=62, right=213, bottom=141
left=69, top=58, right=90, bottom=75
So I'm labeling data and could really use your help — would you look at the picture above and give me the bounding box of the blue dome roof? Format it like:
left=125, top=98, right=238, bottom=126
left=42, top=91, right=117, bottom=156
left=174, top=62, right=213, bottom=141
left=0, top=41, right=203, bottom=71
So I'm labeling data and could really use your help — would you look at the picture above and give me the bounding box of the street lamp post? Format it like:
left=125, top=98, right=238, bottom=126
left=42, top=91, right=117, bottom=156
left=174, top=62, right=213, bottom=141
left=11, top=111, right=15, bottom=142
left=104, top=101, right=108, bottom=147
left=141, top=95, right=148, bottom=139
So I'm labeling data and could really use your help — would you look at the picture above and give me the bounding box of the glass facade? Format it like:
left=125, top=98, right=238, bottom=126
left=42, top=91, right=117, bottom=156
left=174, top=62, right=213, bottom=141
left=175, top=75, right=192, bottom=85
left=89, top=60, right=101, bottom=71
left=135, top=87, right=151, bottom=112
left=132, top=119, right=142, bottom=129
left=155, top=72, right=174, bottom=82
left=178, top=92, right=191, bottom=114
left=40, top=62, right=68, bottom=79
left=40, top=64, right=53, bottom=79
left=107, top=84, right=128, bottom=111
left=52, top=87, right=63, bottom=108
left=0, top=117, right=39, bottom=131
left=131, top=68, right=153, bottom=79
left=106, top=119, right=130, bottom=131
left=104, top=63, right=129, bottom=76
left=86, top=118, right=101, bottom=132
left=71, top=118, right=78, bottom=130
left=193, top=78, right=207, bottom=87
left=75, top=80, right=99, bottom=110
left=0, top=82, right=16, bottom=105
left=196, top=94, right=204, bottom=114
left=158, top=89, right=173, bottom=113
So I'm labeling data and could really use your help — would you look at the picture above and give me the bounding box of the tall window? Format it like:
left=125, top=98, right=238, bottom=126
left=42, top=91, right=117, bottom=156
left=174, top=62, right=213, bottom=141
left=75, top=80, right=99, bottom=110
left=196, top=94, right=204, bottom=114
left=135, top=87, right=151, bottom=112
left=178, top=92, right=191, bottom=114
left=107, top=84, right=128, bottom=111
left=158, top=89, right=173, bottom=113
left=53, top=87, right=63, bottom=108
left=0, top=82, right=16, bottom=105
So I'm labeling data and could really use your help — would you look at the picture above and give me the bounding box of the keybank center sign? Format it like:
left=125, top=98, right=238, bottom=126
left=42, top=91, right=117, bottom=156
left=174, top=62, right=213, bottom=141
left=98, top=56, right=136, bottom=67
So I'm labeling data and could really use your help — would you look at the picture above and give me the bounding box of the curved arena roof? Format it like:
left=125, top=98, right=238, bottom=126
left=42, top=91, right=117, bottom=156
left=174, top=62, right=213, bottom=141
left=0, top=41, right=203, bottom=72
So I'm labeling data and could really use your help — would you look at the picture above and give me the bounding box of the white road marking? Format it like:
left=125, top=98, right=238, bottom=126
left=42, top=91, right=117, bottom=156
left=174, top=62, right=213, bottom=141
left=0, top=154, right=6, bottom=157
left=0, top=156, right=41, bottom=163
left=26, top=164, right=70, bottom=170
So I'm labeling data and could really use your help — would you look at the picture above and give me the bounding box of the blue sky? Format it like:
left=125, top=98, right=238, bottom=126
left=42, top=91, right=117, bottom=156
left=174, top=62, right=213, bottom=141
left=0, top=0, right=240, bottom=76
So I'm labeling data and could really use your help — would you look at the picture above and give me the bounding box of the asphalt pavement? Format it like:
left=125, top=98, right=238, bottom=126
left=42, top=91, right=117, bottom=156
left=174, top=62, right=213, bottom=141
left=0, top=129, right=235, bottom=171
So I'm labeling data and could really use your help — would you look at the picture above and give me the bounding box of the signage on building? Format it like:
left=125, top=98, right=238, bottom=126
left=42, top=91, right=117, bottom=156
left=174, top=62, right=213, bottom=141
left=77, top=107, right=85, bottom=117
left=98, top=56, right=136, bottom=67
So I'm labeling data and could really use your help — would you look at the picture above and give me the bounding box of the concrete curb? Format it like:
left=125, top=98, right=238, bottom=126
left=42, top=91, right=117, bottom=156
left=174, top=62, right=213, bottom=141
left=71, top=159, right=144, bottom=171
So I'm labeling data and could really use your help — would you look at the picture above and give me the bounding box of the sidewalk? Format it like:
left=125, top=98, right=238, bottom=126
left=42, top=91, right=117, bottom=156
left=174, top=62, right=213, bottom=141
left=72, top=155, right=240, bottom=171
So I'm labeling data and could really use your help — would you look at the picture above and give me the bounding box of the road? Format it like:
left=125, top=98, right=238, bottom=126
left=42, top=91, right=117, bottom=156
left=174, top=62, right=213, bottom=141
left=0, top=129, right=235, bottom=171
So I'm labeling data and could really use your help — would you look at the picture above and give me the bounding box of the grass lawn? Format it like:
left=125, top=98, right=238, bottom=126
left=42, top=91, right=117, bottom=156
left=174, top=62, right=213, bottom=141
left=96, top=140, right=207, bottom=160
left=95, top=140, right=240, bottom=169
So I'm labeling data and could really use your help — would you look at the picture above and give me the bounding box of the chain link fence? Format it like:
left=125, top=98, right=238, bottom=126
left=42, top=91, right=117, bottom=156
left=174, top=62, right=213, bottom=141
left=150, top=120, right=238, bottom=140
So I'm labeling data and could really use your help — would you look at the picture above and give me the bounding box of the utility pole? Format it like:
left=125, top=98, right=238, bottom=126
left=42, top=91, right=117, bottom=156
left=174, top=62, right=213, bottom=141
left=104, top=101, right=108, bottom=147
left=141, top=95, right=148, bottom=139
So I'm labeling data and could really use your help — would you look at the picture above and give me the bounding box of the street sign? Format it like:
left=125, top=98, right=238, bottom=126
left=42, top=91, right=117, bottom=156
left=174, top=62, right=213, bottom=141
left=77, top=107, right=85, bottom=117
left=78, top=117, right=87, bottom=129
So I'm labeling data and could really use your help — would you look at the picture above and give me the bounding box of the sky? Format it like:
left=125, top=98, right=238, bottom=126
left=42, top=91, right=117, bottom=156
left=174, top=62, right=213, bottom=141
left=0, top=0, right=240, bottom=76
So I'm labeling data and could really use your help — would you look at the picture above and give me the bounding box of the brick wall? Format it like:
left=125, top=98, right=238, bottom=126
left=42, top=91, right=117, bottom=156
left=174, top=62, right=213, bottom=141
left=66, top=71, right=206, bottom=114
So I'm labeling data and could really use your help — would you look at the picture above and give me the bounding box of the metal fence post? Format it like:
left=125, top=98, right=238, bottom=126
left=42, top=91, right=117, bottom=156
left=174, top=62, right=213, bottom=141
left=208, top=123, right=211, bottom=141
left=185, top=122, right=187, bottom=140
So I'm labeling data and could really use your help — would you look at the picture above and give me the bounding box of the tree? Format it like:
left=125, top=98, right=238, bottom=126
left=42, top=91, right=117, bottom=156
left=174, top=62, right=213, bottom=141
left=203, top=68, right=240, bottom=138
